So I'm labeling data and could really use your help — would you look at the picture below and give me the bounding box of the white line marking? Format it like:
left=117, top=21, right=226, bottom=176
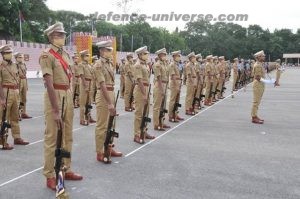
left=0, top=167, right=43, bottom=187
left=0, top=82, right=237, bottom=187
left=27, top=112, right=130, bottom=146
left=125, top=85, right=248, bottom=158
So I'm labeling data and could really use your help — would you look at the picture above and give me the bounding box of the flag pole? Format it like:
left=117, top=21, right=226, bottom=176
left=19, top=10, right=23, bottom=43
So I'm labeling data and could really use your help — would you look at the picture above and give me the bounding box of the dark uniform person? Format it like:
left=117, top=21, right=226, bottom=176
left=39, top=22, right=82, bottom=191
left=0, top=45, right=29, bottom=150
left=93, top=40, right=122, bottom=162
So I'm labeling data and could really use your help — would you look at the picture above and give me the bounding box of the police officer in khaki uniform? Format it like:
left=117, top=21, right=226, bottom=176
left=275, top=59, right=281, bottom=86
left=216, top=56, right=226, bottom=99
left=195, top=54, right=204, bottom=110
left=91, top=55, right=98, bottom=104
left=153, top=48, right=170, bottom=131
left=78, top=50, right=96, bottom=125
left=119, top=59, right=126, bottom=98
left=133, top=46, right=155, bottom=143
left=232, top=58, right=239, bottom=93
left=93, top=40, right=122, bottom=162
left=39, top=22, right=82, bottom=190
left=168, top=50, right=184, bottom=122
left=14, top=52, right=32, bottom=119
left=211, top=56, right=219, bottom=102
left=0, top=45, right=29, bottom=150
left=204, top=55, right=213, bottom=106
left=251, top=50, right=266, bottom=124
left=185, top=52, right=197, bottom=115
left=72, top=53, right=80, bottom=108
left=124, top=53, right=135, bottom=111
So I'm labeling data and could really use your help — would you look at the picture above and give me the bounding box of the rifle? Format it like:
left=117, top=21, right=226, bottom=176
left=172, top=77, right=182, bottom=122
left=128, top=74, right=135, bottom=111
left=103, top=90, right=120, bottom=164
left=18, top=102, right=24, bottom=121
left=139, top=84, right=151, bottom=144
left=192, top=76, right=200, bottom=112
left=73, top=84, right=79, bottom=107
left=84, top=82, right=92, bottom=125
left=158, top=82, right=168, bottom=128
left=55, top=97, right=70, bottom=199
left=0, top=89, right=11, bottom=149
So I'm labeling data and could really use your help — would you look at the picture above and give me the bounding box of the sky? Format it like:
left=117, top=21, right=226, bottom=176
left=46, top=0, right=300, bottom=33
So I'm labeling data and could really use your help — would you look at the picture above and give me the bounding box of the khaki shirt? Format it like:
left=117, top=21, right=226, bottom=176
left=168, top=61, right=181, bottom=88
left=72, top=63, right=80, bottom=77
left=205, top=62, right=213, bottom=82
left=124, top=61, right=134, bottom=79
left=78, top=61, right=93, bottom=80
left=153, top=60, right=168, bottom=83
left=252, top=62, right=265, bottom=79
left=119, top=63, right=125, bottom=75
left=93, top=57, right=115, bottom=89
left=39, top=44, right=72, bottom=86
left=0, top=60, right=19, bottom=86
left=233, top=63, right=238, bottom=75
left=16, top=62, right=27, bottom=79
left=133, top=59, right=150, bottom=84
left=185, top=61, right=197, bottom=85
left=217, top=63, right=226, bottom=79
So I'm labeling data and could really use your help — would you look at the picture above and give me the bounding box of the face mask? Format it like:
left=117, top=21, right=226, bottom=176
left=3, top=53, right=12, bottom=60
left=52, top=37, right=65, bottom=47
left=103, top=50, right=112, bottom=59
left=174, top=56, right=181, bottom=62
left=17, top=57, right=24, bottom=63
left=141, top=54, right=149, bottom=61
left=160, top=55, right=166, bottom=61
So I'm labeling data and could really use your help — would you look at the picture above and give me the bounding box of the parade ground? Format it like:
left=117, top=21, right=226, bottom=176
left=0, top=68, right=299, bottom=199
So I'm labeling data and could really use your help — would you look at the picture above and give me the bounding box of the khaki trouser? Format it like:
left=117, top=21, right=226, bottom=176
left=134, top=85, right=149, bottom=136
left=153, top=82, right=166, bottom=127
left=276, top=70, right=281, bottom=83
left=95, top=89, right=114, bottom=154
left=0, top=88, right=21, bottom=139
left=124, top=76, right=134, bottom=108
left=43, top=89, right=74, bottom=178
left=251, top=80, right=265, bottom=117
left=168, top=82, right=179, bottom=118
left=195, top=83, right=203, bottom=99
left=19, top=79, right=28, bottom=113
left=185, top=80, right=195, bottom=110
left=217, top=79, right=225, bottom=97
left=212, top=77, right=218, bottom=95
left=79, top=80, right=92, bottom=121
left=204, top=81, right=212, bottom=101
left=72, top=77, right=80, bottom=103
left=120, top=75, right=125, bottom=97
left=232, top=73, right=238, bottom=91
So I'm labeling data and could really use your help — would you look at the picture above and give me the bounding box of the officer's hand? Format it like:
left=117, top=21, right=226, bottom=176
left=142, top=95, right=148, bottom=105
left=108, top=104, right=116, bottom=116
left=52, top=110, right=62, bottom=128
left=0, top=98, right=6, bottom=107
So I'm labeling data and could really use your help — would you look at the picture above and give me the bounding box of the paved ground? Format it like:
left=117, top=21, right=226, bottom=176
left=0, top=68, right=299, bottom=199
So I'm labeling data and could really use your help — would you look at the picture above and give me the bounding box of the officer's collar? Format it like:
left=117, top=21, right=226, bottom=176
left=50, top=44, right=63, bottom=53
left=100, top=56, right=110, bottom=63
left=138, top=59, right=146, bottom=64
